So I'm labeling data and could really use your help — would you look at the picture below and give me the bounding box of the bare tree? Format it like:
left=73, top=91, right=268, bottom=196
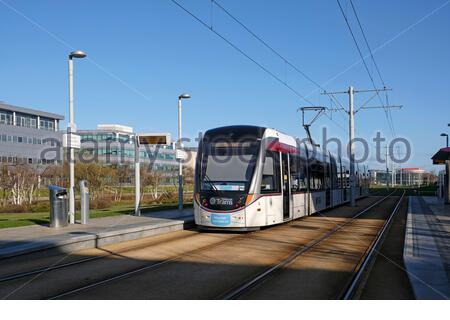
left=7, top=164, right=39, bottom=205
left=76, top=163, right=114, bottom=200
left=41, top=164, right=64, bottom=187
left=0, top=164, right=12, bottom=206
left=111, top=164, right=132, bottom=202
left=183, top=167, right=195, bottom=186
left=142, top=167, right=163, bottom=202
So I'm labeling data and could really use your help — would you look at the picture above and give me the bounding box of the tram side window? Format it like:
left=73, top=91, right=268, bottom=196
left=298, top=156, right=308, bottom=191
left=261, top=150, right=281, bottom=193
left=331, top=160, right=339, bottom=189
left=340, top=166, right=347, bottom=188
left=318, top=163, right=325, bottom=190
left=324, top=162, right=331, bottom=190
left=339, top=166, right=344, bottom=189
left=345, top=169, right=350, bottom=188
left=309, top=162, right=315, bottom=190
left=309, top=162, right=324, bottom=191
left=290, top=155, right=307, bottom=192
left=289, top=155, right=299, bottom=192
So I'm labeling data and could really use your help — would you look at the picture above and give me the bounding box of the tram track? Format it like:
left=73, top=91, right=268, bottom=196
left=219, top=190, right=403, bottom=300
left=38, top=196, right=381, bottom=300
left=45, top=230, right=255, bottom=300
left=0, top=230, right=249, bottom=299
left=339, top=189, right=406, bottom=299
left=50, top=196, right=387, bottom=299
left=46, top=195, right=389, bottom=300
left=1, top=194, right=395, bottom=300
left=0, top=230, right=203, bottom=283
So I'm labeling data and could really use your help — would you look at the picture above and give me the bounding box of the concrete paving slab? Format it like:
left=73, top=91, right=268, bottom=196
left=404, top=196, right=450, bottom=300
left=0, top=209, right=194, bottom=259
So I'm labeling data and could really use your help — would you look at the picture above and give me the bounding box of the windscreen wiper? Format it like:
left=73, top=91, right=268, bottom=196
left=203, top=173, right=220, bottom=194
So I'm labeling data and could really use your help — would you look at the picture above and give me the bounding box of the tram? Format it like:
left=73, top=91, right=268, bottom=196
left=194, top=125, right=370, bottom=230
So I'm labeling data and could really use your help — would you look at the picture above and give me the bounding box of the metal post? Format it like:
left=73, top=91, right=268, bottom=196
left=446, top=160, right=450, bottom=205
left=393, top=166, right=396, bottom=186
left=385, top=146, right=390, bottom=189
left=391, top=149, right=395, bottom=187
left=178, top=98, right=183, bottom=212
left=68, top=57, right=75, bottom=224
left=392, top=167, right=395, bottom=187
left=395, top=168, right=398, bottom=186
left=135, top=135, right=141, bottom=216
left=79, top=180, right=89, bottom=225
left=349, top=86, right=356, bottom=207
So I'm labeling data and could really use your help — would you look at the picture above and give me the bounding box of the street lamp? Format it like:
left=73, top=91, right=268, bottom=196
left=70, top=50, right=87, bottom=59
left=441, top=133, right=449, bottom=148
left=177, top=93, right=191, bottom=212
left=68, top=50, right=87, bottom=224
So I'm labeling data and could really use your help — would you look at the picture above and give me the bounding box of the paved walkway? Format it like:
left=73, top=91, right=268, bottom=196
left=404, top=196, right=450, bottom=299
left=0, top=208, right=194, bottom=259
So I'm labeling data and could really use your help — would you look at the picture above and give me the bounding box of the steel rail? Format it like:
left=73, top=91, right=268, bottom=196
left=37, top=193, right=389, bottom=300
left=46, top=230, right=253, bottom=300
left=340, top=189, right=406, bottom=300
left=220, top=191, right=397, bottom=300
left=0, top=255, right=108, bottom=283
left=47, top=194, right=385, bottom=300
left=0, top=228, right=201, bottom=283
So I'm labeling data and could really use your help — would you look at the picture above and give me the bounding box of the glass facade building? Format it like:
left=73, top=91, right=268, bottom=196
left=369, top=168, right=429, bottom=186
left=78, top=125, right=183, bottom=184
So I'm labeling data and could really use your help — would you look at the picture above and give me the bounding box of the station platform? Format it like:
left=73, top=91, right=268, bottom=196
left=0, top=208, right=194, bottom=260
left=404, top=196, right=450, bottom=299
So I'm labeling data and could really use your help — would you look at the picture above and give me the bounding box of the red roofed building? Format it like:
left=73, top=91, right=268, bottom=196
left=395, top=168, right=430, bottom=186
left=369, top=167, right=435, bottom=186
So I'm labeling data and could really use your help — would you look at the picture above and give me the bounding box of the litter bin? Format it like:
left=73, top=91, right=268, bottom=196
left=49, top=185, right=69, bottom=228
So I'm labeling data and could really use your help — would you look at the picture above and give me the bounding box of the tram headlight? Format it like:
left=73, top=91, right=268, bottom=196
left=236, top=195, right=245, bottom=208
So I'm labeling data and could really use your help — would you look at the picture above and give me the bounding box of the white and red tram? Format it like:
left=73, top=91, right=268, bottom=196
left=194, top=126, right=370, bottom=230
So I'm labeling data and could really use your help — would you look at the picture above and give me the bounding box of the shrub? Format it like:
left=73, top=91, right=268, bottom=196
left=30, top=202, right=50, bottom=213
left=121, top=194, right=134, bottom=201
left=0, top=204, right=29, bottom=214
left=91, top=197, right=112, bottom=210
left=159, top=189, right=178, bottom=204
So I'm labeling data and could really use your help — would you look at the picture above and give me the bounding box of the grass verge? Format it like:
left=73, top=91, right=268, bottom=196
left=370, top=185, right=437, bottom=197
left=0, top=203, right=193, bottom=229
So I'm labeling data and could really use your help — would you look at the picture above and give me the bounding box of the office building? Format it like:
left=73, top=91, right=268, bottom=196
left=78, top=124, right=197, bottom=183
left=0, top=102, right=64, bottom=165
left=369, top=167, right=432, bottom=186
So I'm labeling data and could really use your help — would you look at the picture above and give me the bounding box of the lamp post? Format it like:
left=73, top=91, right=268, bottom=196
left=441, top=133, right=449, bottom=148
left=349, top=86, right=356, bottom=206
left=134, top=134, right=141, bottom=216
left=68, top=50, right=87, bottom=224
left=178, top=93, right=191, bottom=212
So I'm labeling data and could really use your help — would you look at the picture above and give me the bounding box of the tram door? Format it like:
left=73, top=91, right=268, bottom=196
left=281, top=153, right=291, bottom=220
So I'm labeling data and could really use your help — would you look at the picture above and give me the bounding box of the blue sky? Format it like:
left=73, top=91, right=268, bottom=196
left=1, top=0, right=449, bottom=171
